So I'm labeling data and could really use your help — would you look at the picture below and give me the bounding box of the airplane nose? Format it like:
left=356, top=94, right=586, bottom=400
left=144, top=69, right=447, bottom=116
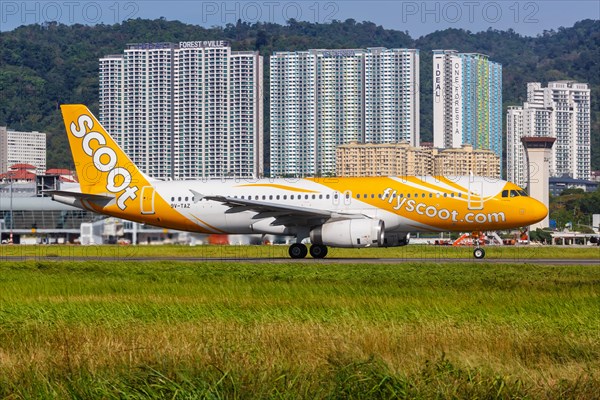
left=528, top=198, right=548, bottom=225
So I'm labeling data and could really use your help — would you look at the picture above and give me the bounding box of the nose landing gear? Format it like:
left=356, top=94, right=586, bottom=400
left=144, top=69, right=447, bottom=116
left=473, top=247, right=486, bottom=259
left=473, top=235, right=486, bottom=259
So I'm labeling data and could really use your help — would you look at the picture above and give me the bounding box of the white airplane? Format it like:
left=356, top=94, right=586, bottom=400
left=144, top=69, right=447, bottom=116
left=52, top=105, right=548, bottom=259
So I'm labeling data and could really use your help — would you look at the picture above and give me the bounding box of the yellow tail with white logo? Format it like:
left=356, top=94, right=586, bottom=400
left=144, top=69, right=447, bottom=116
left=61, top=104, right=150, bottom=209
left=60, top=104, right=199, bottom=231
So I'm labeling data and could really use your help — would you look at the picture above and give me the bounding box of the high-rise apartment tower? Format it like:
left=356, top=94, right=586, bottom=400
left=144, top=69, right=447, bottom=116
left=506, top=81, right=590, bottom=187
left=270, top=48, right=419, bottom=177
left=100, top=41, right=263, bottom=180
left=432, top=50, right=502, bottom=168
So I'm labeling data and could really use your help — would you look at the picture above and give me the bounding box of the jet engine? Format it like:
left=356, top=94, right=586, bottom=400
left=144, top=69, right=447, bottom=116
left=310, top=219, right=384, bottom=248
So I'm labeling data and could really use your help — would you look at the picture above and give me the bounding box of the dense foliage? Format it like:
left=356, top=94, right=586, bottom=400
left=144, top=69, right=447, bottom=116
left=1, top=18, right=599, bottom=170
left=550, top=188, right=600, bottom=231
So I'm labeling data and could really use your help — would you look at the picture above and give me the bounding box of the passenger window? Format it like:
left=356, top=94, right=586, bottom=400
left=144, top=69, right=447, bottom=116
left=451, top=193, right=454, bottom=198
left=171, top=197, right=174, bottom=201
left=283, top=195, right=287, bottom=200
left=312, top=194, right=316, bottom=200
left=276, top=195, right=280, bottom=200
left=319, top=194, right=323, bottom=199
left=326, top=194, right=330, bottom=199
left=262, top=195, right=266, bottom=200
left=444, top=193, right=447, bottom=197
left=371, top=194, right=375, bottom=199
left=178, top=197, right=181, bottom=201
left=422, top=193, right=425, bottom=198
left=407, top=194, right=411, bottom=198
left=429, top=193, right=433, bottom=198
left=290, top=195, right=294, bottom=200
left=305, top=195, right=309, bottom=200
left=356, top=194, right=360, bottom=199
left=269, top=195, right=273, bottom=200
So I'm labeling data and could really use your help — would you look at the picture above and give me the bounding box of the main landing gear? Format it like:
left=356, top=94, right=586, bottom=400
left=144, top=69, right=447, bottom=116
left=288, top=243, right=328, bottom=259
left=309, top=244, right=328, bottom=259
left=289, top=243, right=308, bottom=259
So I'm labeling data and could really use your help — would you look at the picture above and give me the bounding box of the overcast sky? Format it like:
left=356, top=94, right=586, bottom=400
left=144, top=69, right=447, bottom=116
left=1, top=1, right=599, bottom=36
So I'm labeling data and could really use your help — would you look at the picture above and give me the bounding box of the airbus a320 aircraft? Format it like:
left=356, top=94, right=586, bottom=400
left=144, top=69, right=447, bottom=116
left=51, top=105, right=548, bottom=259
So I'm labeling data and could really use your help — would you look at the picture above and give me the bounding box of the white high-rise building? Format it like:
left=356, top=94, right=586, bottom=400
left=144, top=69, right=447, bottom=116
left=270, top=48, right=419, bottom=177
left=100, top=41, right=263, bottom=180
left=0, top=127, right=46, bottom=174
left=506, top=81, right=591, bottom=187
left=432, top=50, right=503, bottom=166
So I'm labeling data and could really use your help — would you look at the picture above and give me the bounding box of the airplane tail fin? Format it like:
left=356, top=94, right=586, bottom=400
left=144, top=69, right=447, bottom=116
left=60, top=104, right=151, bottom=211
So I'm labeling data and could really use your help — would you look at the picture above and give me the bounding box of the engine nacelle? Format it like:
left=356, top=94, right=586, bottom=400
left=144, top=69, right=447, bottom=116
left=383, top=232, right=410, bottom=247
left=310, top=219, right=384, bottom=248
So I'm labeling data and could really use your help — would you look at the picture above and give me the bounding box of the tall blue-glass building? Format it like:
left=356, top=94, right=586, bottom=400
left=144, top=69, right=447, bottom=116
left=433, top=50, right=502, bottom=174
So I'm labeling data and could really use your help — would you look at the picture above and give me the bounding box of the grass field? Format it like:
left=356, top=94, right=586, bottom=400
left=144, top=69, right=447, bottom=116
left=0, top=259, right=598, bottom=398
left=0, top=243, right=599, bottom=260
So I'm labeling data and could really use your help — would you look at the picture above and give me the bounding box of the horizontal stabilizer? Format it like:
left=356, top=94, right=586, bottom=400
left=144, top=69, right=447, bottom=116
left=47, top=190, right=115, bottom=208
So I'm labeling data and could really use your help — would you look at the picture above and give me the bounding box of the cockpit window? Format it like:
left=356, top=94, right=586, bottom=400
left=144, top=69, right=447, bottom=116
left=510, top=190, right=519, bottom=197
left=502, top=190, right=509, bottom=198
left=518, top=190, right=528, bottom=196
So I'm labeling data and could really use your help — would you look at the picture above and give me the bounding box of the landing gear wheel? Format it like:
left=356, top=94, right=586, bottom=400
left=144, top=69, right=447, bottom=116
left=473, top=248, right=485, bottom=259
left=289, top=243, right=308, bottom=259
left=309, top=244, right=328, bottom=259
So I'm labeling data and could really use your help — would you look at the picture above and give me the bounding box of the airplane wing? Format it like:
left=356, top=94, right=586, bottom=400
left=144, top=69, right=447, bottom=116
left=191, top=190, right=367, bottom=223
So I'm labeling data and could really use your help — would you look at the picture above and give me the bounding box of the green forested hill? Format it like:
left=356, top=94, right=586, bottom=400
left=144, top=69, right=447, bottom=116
left=1, top=18, right=598, bottom=171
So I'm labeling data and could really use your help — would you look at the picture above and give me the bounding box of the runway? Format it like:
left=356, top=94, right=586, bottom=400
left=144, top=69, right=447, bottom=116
left=0, top=255, right=598, bottom=265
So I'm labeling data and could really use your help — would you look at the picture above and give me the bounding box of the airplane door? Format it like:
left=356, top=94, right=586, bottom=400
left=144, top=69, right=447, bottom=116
left=468, top=181, right=484, bottom=210
left=140, top=186, right=156, bottom=215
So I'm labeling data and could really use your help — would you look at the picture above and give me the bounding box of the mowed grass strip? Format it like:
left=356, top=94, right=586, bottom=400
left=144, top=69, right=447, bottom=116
left=1, top=243, right=599, bottom=259
left=0, top=261, right=598, bottom=398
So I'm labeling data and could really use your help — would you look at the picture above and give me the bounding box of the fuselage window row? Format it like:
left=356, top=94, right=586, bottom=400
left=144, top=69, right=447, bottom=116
left=172, top=192, right=465, bottom=203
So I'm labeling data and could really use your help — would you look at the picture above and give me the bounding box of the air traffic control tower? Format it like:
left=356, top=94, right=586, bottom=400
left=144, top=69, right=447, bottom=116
left=521, top=137, right=555, bottom=230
